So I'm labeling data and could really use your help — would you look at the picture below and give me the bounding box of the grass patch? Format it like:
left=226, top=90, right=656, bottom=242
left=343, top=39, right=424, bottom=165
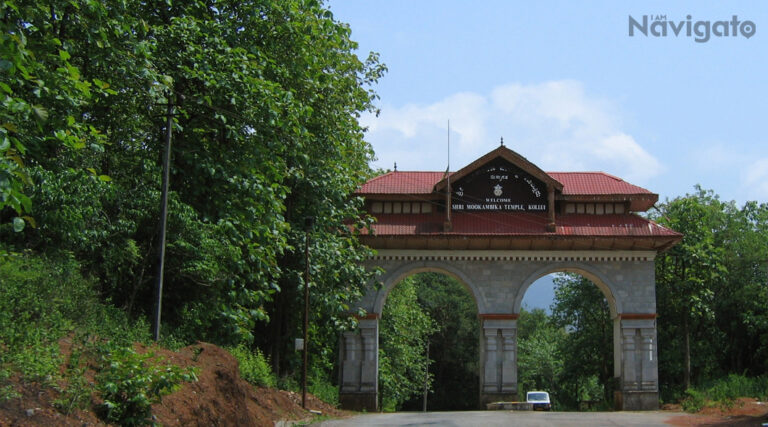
left=681, top=375, right=768, bottom=413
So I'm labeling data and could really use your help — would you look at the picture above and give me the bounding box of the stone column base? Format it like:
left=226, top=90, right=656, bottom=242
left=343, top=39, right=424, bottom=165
left=614, top=391, right=659, bottom=410
left=339, top=392, right=378, bottom=412
left=480, top=392, right=518, bottom=407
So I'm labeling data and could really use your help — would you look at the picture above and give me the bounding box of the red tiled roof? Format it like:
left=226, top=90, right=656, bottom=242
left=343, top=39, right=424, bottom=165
left=548, top=172, right=652, bottom=196
left=358, top=171, right=449, bottom=195
left=356, top=171, right=653, bottom=196
left=367, top=212, right=678, bottom=238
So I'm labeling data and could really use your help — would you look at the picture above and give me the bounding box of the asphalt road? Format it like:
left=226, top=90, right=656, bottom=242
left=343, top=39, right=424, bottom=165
left=316, top=410, right=690, bottom=426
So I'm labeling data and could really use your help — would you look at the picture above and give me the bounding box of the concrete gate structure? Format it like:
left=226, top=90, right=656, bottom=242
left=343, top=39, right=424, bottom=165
left=338, top=146, right=681, bottom=411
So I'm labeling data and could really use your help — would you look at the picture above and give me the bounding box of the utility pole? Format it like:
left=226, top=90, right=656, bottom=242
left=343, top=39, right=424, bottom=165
left=422, top=341, right=429, bottom=412
left=153, top=96, right=174, bottom=342
left=302, top=216, right=314, bottom=408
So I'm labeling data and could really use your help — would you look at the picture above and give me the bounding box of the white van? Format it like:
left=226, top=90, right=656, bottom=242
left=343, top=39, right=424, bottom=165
left=526, top=391, right=551, bottom=411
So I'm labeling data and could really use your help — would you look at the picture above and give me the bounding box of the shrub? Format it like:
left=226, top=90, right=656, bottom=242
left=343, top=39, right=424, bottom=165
left=229, top=345, right=276, bottom=388
left=0, top=250, right=149, bottom=383
left=309, top=367, right=339, bottom=407
left=96, top=346, right=197, bottom=426
left=0, top=250, right=82, bottom=385
left=681, top=388, right=706, bottom=413
left=0, top=369, right=20, bottom=402
left=53, top=346, right=92, bottom=414
left=680, top=375, right=768, bottom=413
left=706, top=374, right=768, bottom=402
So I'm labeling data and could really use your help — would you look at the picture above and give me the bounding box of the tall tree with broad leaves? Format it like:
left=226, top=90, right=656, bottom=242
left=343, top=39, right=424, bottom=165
left=651, top=187, right=768, bottom=395
left=651, top=187, right=727, bottom=391
left=1, top=0, right=386, bottom=386
left=517, top=307, right=565, bottom=404
left=378, top=277, right=437, bottom=411
left=402, top=272, right=479, bottom=411
left=550, top=273, right=613, bottom=408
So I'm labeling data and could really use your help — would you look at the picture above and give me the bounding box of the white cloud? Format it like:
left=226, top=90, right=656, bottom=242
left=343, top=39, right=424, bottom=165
left=362, top=80, right=663, bottom=183
left=742, top=158, right=768, bottom=198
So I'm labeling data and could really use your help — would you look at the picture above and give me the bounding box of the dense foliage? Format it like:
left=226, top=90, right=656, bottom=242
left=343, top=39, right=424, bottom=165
left=378, top=273, right=480, bottom=411
left=652, top=187, right=768, bottom=399
left=517, top=308, right=565, bottom=403
left=517, top=275, right=613, bottom=411
left=0, top=0, right=384, bottom=396
left=550, top=274, right=614, bottom=408
left=378, top=277, right=437, bottom=411
left=412, top=273, right=479, bottom=411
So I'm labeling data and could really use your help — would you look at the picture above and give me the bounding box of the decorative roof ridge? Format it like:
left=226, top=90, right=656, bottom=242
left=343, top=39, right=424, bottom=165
left=434, top=146, right=563, bottom=193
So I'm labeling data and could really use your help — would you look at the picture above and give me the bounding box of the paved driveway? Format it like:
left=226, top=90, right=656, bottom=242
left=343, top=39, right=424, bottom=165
left=316, top=410, right=691, bottom=426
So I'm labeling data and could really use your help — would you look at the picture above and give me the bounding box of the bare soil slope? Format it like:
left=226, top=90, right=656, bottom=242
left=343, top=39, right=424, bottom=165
left=0, top=341, right=351, bottom=426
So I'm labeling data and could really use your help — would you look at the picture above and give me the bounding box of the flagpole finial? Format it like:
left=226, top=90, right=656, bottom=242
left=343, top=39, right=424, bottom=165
left=500, top=137, right=504, bottom=146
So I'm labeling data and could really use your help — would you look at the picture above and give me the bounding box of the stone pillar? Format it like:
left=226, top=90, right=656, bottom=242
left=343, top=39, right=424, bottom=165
left=339, top=317, right=378, bottom=411
left=501, top=327, right=517, bottom=394
left=481, top=327, right=499, bottom=394
left=615, top=317, right=659, bottom=410
left=479, top=317, right=517, bottom=405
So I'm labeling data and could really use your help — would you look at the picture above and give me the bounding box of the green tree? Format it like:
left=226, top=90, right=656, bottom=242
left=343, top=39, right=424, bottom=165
left=379, top=278, right=437, bottom=411
left=517, top=307, right=565, bottom=401
left=710, top=200, right=768, bottom=375
left=0, top=0, right=109, bottom=230
left=550, top=274, right=613, bottom=409
left=652, top=187, right=728, bottom=391
left=1, top=0, right=385, bottom=392
left=651, top=188, right=768, bottom=398
left=405, top=273, right=479, bottom=411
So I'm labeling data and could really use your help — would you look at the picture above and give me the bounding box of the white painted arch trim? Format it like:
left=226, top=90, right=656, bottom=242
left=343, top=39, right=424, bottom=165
left=373, top=249, right=657, bottom=263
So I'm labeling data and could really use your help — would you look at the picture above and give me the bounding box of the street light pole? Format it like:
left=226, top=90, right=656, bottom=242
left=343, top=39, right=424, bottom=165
left=302, top=216, right=314, bottom=409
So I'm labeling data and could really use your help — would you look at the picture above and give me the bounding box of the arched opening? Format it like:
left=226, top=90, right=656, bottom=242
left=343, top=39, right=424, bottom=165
left=378, top=271, right=480, bottom=411
left=517, top=270, right=617, bottom=411
left=520, top=273, right=557, bottom=313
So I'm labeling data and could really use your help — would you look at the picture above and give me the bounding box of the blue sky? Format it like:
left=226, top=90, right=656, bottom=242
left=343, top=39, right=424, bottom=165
left=329, top=1, right=768, bottom=311
left=330, top=1, right=768, bottom=206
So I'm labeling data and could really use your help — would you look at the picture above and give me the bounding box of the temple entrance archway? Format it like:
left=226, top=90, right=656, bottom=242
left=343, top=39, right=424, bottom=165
left=339, top=145, right=682, bottom=411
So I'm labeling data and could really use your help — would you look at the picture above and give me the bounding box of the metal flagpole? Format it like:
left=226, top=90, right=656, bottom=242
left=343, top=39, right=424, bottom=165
left=445, top=120, right=451, bottom=227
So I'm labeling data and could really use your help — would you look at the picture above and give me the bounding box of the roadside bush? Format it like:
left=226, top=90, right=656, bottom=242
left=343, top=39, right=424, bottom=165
left=230, top=345, right=276, bottom=388
left=96, top=346, right=197, bottom=426
left=681, top=375, right=768, bottom=413
left=0, top=248, right=156, bottom=415
left=0, top=250, right=87, bottom=385
left=681, top=388, right=706, bottom=413
left=706, top=374, right=768, bottom=402
left=309, top=366, right=339, bottom=407
left=0, top=250, right=148, bottom=375
left=0, top=369, right=20, bottom=402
